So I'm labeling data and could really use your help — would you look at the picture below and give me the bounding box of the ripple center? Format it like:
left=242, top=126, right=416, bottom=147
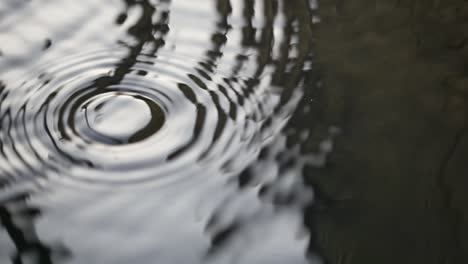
left=76, top=92, right=165, bottom=145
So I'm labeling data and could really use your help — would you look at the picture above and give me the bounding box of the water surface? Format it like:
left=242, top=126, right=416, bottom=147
left=3, top=0, right=468, bottom=264
left=0, top=0, right=328, bottom=263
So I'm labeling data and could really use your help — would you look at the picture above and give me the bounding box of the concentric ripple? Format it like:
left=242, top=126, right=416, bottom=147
left=75, top=91, right=165, bottom=145
left=0, top=47, right=296, bottom=186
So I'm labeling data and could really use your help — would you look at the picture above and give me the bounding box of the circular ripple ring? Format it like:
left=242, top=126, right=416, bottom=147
left=0, top=48, right=281, bottom=186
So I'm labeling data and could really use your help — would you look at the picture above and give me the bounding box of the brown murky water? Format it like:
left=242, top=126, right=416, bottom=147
left=312, top=1, right=468, bottom=263
left=1, top=0, right=468, bottom=263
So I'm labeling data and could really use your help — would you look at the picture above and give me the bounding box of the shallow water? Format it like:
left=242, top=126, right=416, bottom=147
left=3, top=0, right=468, bottom=264
left=0, top=0, right=330, bottom=263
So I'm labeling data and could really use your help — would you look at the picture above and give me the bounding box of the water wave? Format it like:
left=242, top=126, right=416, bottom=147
left=0, top=47, right=299, bottom=187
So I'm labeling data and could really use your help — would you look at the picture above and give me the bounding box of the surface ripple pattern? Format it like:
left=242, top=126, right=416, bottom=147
left=0, top=47, right=291, bottom=186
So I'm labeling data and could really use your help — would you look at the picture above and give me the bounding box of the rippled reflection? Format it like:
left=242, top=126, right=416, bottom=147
left=0, top=0, right=327, bottom=263
left=0, top=193, right=71, bottom=264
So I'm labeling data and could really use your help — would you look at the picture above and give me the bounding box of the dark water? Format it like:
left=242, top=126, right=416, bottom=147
left=2, top=0, right=468, bottom=263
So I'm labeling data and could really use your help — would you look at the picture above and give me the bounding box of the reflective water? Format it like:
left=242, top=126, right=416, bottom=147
left=0, top=0, right=329, bottom=263
left=3, top=0, right=468, bottom=264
